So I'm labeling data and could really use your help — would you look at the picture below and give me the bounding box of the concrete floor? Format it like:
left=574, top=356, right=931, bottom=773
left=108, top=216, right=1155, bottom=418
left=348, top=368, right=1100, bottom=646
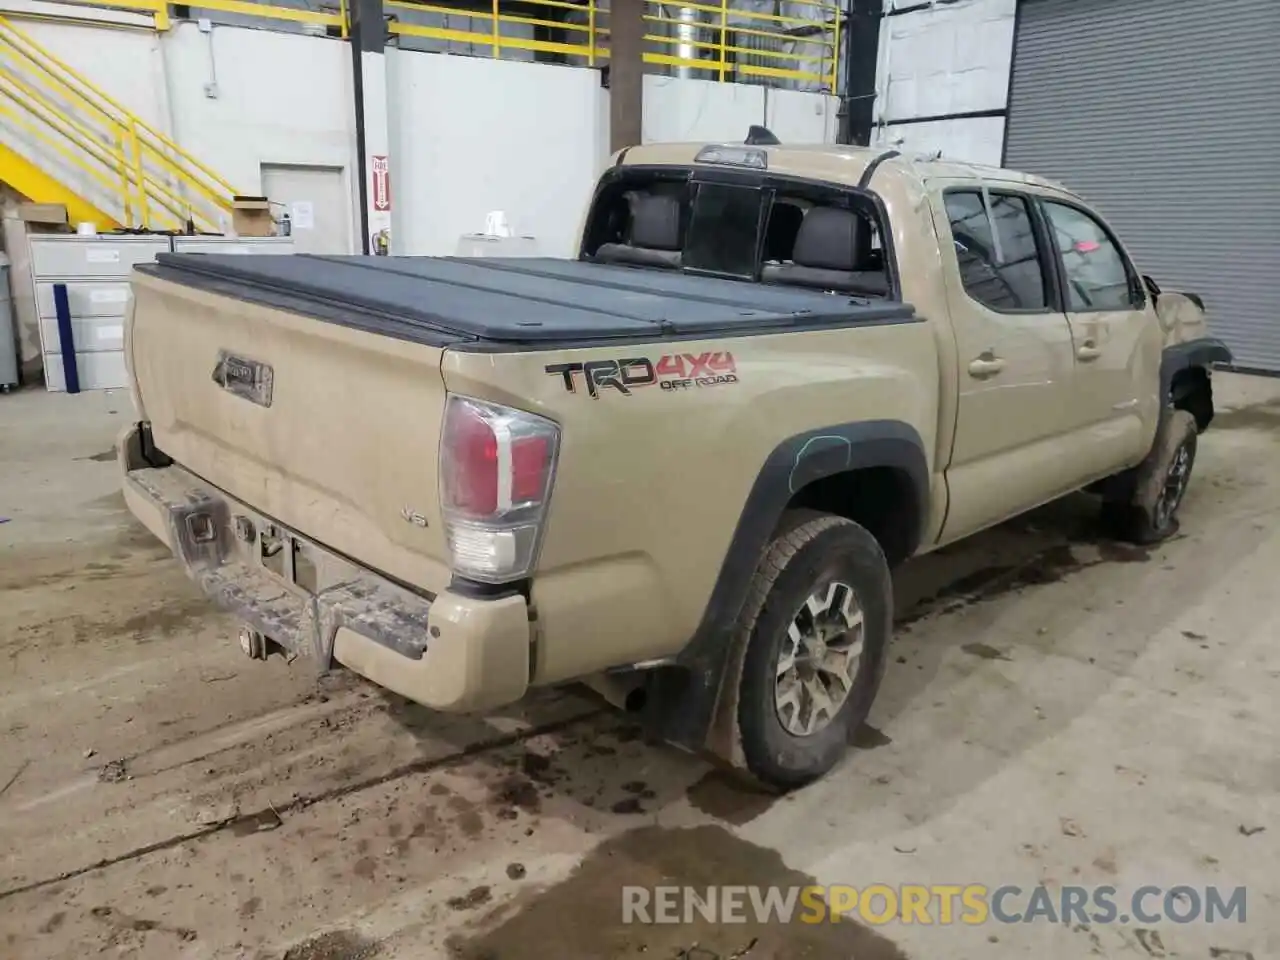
left=1, top=375, right=1277, bottom=960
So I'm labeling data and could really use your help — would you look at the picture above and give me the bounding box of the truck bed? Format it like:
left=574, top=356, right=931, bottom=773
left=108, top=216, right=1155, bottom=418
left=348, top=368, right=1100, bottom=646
left=140, top=253, right=915, bottom=348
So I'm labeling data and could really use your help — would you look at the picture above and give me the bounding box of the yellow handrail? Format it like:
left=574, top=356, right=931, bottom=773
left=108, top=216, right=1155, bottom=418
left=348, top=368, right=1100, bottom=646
left=3, top=69, right=214, bottom=225
left=0, top=100, right=128, bottom=200
left=1, top=84, right=204, bottom=229
left=0, top=14, right=243, bottom=230
left=383, top=0, right=840, bottom=90
left=177, top=0, right=342, bottom=28
left=0, top=71, right=126, bottom=175
left=640, top=28, right=833, bottom=66
left=0, top=17, right=236, bottom=197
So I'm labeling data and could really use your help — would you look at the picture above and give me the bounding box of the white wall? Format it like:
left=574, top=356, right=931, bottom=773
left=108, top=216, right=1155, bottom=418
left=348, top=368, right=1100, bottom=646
left=873, top=0, right=1016, bottom=165
left=765, top=87, right=841, bottom=145
left=386, top=51, right=609, bottom=259
left=387, top=62, right=839, bottom=259
left=163, top=24, right=357, bottom=200
left=644, top=76, right=838, bottom=145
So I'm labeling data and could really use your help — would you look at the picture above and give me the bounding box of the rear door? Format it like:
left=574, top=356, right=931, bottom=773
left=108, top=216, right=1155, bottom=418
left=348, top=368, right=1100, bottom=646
left=930, top=181, right=1084, bottom=541
left=1035, top=195, right=1161, bottom=467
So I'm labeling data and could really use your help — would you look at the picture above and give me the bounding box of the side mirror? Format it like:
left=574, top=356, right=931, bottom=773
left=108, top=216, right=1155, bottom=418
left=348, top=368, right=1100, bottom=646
left=1142, top=274, right=1162, bottom=299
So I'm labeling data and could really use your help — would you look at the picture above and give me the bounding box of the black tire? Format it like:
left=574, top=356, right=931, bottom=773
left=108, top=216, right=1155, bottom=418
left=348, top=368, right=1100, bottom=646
left=734, top=514, right=892, bottom=789
left=1103, top=409, right=1198, bottom=545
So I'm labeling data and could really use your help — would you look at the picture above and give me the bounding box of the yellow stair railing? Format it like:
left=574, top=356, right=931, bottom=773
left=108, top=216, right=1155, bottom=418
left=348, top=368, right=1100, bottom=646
left=0, top=14, right=239, bottom=231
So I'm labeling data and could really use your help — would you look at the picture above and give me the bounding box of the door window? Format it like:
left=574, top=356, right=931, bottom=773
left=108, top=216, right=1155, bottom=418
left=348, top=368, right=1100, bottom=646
left=944, top=191, right=1048, bottom=312
left=1041, top=201, right=1139, bottom=311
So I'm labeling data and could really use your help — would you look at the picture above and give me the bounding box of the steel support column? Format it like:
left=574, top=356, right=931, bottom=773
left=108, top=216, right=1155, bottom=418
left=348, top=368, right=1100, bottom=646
left=609, top=0, right=644, bottom=153
left=838, top=0, right=882, bottom=145
left=349, top=0, right=390, bottom=254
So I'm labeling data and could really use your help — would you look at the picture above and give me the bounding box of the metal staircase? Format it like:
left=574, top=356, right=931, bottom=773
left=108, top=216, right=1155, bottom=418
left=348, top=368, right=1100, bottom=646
left=0, top=15, right=239, bottom=232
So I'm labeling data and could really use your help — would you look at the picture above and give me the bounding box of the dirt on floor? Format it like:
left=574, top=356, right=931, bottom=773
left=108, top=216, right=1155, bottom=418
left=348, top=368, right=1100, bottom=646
left=1, top=377, right=1278, bottom=960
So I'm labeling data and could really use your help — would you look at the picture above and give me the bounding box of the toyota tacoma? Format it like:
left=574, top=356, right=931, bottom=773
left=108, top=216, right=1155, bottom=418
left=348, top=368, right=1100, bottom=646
left=118, top=138, right=1231, bottom=787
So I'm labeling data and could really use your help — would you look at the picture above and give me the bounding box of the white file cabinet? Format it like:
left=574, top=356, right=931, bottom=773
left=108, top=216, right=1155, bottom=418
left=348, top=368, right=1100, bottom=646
left=171, top=236, right=296, bottom=256
left=30, top=236, right=169, bottom=392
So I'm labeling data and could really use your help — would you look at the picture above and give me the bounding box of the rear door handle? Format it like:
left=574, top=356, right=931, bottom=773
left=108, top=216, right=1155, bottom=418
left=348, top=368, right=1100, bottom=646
left=968, top=352, right=1006, bottom=379
left=1077, top=340, right=1102, bottom=362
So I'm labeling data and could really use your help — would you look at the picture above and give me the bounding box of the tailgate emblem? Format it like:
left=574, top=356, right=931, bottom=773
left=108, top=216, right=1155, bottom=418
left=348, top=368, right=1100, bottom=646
left=213, top=350, right=274, bottom=408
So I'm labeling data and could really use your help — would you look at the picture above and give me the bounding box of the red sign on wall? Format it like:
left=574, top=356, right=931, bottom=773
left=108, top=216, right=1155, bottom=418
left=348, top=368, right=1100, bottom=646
left=371, top=155, right=391, bottom=212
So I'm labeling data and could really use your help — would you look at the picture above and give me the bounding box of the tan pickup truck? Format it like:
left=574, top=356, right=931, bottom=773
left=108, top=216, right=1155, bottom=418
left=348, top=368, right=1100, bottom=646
left=119, top=138, right=1231, bottom=787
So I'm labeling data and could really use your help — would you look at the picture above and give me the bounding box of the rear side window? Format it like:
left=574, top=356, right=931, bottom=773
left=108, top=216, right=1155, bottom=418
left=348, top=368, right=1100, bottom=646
left=944, top=191, right=1047, bottom=311
left=1041, top=201, right=1139, bottom=311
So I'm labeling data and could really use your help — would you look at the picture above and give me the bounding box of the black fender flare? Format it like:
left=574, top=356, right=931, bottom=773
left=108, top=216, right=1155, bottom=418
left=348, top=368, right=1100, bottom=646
left=644, top=420, right=930, bottom=752
left=1095, top=336, right=1232, bottom=503
left=1160, top=337, right=1232, bottom=402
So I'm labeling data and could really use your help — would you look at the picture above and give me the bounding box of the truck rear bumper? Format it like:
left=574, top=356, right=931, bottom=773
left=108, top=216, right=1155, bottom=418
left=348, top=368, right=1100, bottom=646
left=118, top=425, right=531, bottom=713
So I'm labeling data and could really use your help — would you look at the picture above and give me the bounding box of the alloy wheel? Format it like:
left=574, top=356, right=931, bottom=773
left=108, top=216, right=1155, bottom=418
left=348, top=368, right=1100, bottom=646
left=774, top=581, right=865, bottom=737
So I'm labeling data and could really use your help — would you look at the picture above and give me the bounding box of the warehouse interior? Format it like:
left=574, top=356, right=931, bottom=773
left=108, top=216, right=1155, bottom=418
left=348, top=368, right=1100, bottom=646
left=1, top=2, right=1278, bottom=959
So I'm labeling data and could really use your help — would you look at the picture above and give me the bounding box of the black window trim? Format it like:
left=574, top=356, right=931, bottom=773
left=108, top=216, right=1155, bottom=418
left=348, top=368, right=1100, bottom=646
left=579, top=163, right=903, bottom=302
left=940, top=184, right=1064, bottom=317
left=1031, top=194, right=1148, bottom=315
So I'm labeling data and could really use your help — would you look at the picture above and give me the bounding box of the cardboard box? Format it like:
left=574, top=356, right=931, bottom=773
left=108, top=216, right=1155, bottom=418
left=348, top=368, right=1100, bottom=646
left=17, top=203, right=69, bottom=228
left=231, top=196, right=275, bottom=238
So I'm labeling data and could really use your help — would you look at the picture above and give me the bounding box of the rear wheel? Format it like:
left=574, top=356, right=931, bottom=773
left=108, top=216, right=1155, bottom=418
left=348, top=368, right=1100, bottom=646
left=734, top=515, right=892, bottom=789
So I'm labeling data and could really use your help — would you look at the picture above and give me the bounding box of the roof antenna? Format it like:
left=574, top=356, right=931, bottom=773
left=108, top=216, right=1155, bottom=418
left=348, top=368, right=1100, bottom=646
left=745, top=125, right=780, bottom=145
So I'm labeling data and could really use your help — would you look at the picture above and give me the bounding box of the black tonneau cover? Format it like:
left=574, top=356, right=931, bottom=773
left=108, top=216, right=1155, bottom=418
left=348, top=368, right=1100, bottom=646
left=141, top=253, right=916, bottom=348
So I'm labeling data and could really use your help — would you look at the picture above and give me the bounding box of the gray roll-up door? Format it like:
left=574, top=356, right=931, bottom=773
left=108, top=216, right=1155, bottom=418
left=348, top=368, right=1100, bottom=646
left=1004, top=0, right=1280, bottom=372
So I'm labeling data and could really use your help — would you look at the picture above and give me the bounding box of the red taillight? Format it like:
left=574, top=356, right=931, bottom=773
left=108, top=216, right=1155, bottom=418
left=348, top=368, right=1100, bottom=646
left=441, top=392, right=558, bottom=509
left=439, top=395, right=560, bottom=582
left=443, top=401, right=499, bottom=517
left=511, top=435, right=550, bottom=503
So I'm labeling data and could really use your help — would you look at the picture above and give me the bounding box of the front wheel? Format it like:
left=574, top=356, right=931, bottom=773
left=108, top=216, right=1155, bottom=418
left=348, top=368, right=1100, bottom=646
left=1103, top=409, right=1198, bottom=545
left=734, top=515, right=892, bottom=789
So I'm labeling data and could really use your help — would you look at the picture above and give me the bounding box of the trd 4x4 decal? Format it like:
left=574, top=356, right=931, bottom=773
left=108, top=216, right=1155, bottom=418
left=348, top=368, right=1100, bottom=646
left=545, top=352, right=739, bottom=398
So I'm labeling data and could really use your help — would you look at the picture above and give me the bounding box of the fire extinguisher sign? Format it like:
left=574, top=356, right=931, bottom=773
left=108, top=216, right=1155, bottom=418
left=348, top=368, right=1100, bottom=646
left=371, top=155, right=391, bottom=212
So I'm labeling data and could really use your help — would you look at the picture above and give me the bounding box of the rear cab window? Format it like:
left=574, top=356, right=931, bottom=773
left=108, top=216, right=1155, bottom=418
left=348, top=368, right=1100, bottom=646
left=580, top=164, right=895, bottom=299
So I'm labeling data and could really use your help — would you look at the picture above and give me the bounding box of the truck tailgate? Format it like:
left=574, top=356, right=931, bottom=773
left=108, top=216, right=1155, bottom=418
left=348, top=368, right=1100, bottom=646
left=127, top=268, right=454, bottom=592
